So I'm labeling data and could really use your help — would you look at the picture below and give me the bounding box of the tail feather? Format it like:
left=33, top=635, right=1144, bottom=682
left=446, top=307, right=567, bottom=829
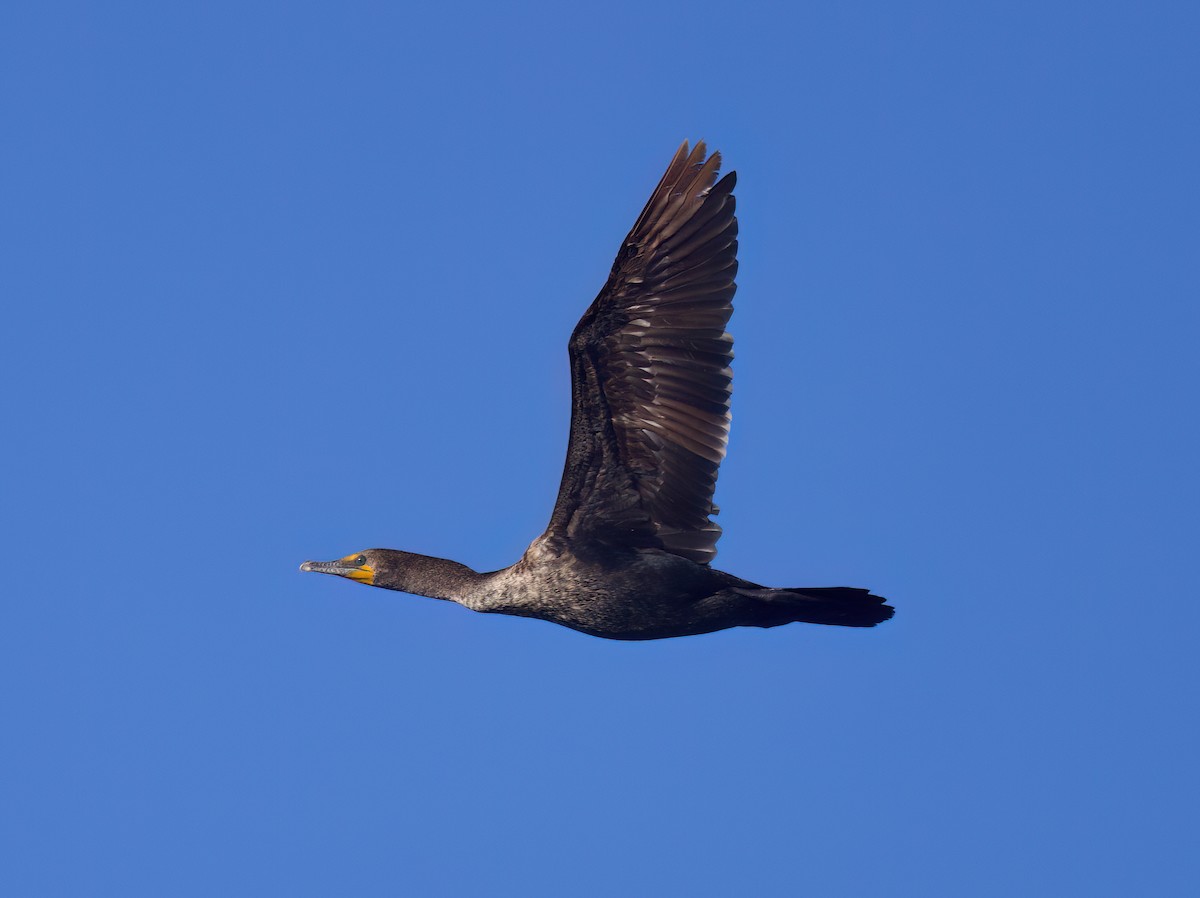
left=731, top=586, right=894, bottom=628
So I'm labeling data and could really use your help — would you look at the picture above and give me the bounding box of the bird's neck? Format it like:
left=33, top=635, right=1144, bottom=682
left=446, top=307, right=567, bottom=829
left=374, top=550, right=489, bottom=606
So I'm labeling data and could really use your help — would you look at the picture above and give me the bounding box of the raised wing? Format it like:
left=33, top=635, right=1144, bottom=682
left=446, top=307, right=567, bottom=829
left=546, top=141, right=737, bottom=564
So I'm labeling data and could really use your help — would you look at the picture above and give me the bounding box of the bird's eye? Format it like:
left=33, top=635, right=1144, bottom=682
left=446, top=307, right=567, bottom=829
left=355, top=555, right=367, bottom=566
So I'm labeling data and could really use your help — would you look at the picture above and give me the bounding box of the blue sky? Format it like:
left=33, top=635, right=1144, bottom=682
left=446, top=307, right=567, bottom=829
left=3, top=1, right=1198, bottom=895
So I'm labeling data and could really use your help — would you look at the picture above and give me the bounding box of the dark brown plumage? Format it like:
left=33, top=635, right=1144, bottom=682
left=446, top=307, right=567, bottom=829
left=301, top=142, right=893, bottom=640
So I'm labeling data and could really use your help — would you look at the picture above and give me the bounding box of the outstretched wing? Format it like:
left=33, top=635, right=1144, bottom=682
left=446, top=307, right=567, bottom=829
left=546, top=141, right=737, bottom=564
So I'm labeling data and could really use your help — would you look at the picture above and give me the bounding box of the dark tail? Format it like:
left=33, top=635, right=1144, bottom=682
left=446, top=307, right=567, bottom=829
left=732, top=586, right=895, bottom=628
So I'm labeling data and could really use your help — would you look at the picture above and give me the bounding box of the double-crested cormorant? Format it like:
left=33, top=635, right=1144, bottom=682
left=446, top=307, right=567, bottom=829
left=301, top=142, right=893, bottom=640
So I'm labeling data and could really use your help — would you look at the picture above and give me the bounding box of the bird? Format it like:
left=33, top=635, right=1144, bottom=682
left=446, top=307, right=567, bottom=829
left=301, top=141, right=893, bottom=640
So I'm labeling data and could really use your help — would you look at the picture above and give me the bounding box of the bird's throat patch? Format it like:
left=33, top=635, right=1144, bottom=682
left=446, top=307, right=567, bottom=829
left=346, top=565, right=374, bottom=584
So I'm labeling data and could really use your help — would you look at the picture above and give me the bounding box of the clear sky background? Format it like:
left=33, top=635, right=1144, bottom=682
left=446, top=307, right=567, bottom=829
left=3, top=1, right=1198, bottom=895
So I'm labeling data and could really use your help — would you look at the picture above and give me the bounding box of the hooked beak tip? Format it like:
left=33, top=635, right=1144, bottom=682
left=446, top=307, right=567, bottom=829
left=299, top=561, right=315, bottom=572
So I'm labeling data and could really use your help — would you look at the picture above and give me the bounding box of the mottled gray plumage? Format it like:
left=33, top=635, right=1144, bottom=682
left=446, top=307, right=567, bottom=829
left=301, top=142, right=893, bottom=640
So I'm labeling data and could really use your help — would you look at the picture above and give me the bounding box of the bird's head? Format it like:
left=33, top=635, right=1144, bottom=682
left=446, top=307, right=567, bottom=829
left=299, top=549, right=479, bottom=600
left=299, top=550, right=378, bottom=585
